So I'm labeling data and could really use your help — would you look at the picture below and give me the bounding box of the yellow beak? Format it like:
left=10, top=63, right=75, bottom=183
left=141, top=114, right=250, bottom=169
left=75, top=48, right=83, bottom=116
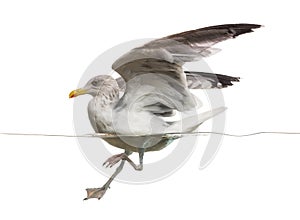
left=69, top=88, right=87, bottom=98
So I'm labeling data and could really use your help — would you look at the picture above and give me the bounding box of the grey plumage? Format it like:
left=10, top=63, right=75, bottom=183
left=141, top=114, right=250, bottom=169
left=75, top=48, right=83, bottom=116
left=69, top=23, right=261, bottom=200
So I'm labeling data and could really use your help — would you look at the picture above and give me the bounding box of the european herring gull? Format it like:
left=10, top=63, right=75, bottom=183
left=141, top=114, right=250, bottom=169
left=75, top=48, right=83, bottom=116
left=69, top=23, right=261, bottom=200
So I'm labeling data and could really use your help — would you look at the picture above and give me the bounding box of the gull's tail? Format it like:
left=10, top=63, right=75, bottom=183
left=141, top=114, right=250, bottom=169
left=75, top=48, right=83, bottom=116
left=166, top=107, right=226, bottom=133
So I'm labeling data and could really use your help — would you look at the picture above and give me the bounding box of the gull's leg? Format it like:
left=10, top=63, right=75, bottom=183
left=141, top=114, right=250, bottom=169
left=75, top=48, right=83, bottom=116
left=102, top=152, right=131, bottom=168
left=103, top=150, right=144, bottom=171
left=84, top=149, right=145, bottom=200
left=137, top=149, right=144, bottom=171
left=84, top=151, right=129, bottom=200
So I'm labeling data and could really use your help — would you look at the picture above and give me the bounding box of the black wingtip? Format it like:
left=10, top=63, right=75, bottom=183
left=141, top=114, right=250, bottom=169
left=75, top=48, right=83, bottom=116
left=214, top=74, right=240, bottom=88
left=201, top=23, right=262, bottom=30
left=201, top=23, right=262, bottom=38
left=229, top=24, right=262, bottom=38
left=184, top=71, right=240, bottom=89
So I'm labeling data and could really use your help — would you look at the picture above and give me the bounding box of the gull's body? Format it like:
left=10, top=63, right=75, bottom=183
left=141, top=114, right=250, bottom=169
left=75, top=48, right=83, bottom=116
left=85, top=73, right=230, bottom=152
left=69, top=23, right=261, bottom=200
left=87, top=78, right=174, bottom=152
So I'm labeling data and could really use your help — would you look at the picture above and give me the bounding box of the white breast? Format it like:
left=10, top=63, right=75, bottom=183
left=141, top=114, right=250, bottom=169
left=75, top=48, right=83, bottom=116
left=88, top=96, right=115, bottom=133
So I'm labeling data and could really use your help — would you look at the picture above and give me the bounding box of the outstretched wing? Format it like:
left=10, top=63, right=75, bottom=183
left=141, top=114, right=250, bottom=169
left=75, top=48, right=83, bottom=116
left=113, top=23, right=261, bottom=79
left=112, top=24, right=261, bottom=114
left=156, top=23, right=261, bottom=59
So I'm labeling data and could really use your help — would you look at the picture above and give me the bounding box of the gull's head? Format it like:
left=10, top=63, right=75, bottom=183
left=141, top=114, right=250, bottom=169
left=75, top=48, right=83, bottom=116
left=69, top=75, right=116, bottom=98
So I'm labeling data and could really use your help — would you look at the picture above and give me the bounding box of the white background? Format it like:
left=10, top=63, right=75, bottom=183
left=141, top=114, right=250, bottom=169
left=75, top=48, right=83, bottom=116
left=1, top=0, right=300, bottom=219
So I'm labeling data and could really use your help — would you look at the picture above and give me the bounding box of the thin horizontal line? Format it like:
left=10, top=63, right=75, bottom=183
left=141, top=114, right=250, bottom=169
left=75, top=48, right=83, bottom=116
left=1, top=131, right=300, bottom=139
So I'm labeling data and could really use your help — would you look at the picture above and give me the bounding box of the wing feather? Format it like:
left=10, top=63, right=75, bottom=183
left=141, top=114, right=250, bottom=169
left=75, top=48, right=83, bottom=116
left=112, top=24, right=260, bottom=114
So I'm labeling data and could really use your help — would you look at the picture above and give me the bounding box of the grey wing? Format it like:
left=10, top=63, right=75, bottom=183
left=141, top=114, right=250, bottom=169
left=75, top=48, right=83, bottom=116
left=116, top=71, right=240, bottom=92
left=144, top=23, right=261, bottom=62
left=113, top=54, right=195, bottom=113
left=112, top=24, right=260, bottom=114
left=116, top=77, right=126, bottom=91
left=113, top=24, right=261, bottom=81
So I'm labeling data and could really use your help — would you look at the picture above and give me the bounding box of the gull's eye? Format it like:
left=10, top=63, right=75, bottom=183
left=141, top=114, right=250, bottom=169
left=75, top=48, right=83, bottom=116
left=91, top=80, right=99, bottom=86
